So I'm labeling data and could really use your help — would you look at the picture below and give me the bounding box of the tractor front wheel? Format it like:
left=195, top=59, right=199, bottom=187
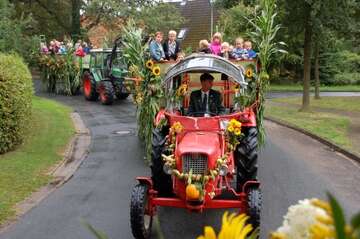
left=151, top=128, right=172, bottom=197
left=130, top=184, right=153, bottom=239
left=82, top=72, right=98, bottom=101
left=235, top=127, right=258, bottom=191
left=247, top=187, right=262, bottom=229
left=98, top=80, right=114, bottom=105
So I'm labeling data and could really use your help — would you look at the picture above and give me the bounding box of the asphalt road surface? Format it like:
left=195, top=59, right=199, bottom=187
left=1, top=92, right=360, bottom=239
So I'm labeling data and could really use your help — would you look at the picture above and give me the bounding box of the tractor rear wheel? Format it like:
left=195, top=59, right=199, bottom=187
left=130, top=184, right=153, bottom=239
left=116, top=92, right=130, bottom=100
left=247, top=187, right=262, bottom=229
left=235, top=127, right=258, bottom=191
left=98, top=80, right=114, bottom=105
left=151, top=128, right=173, bottom=197
left=82, top=72, right=98, bottom=101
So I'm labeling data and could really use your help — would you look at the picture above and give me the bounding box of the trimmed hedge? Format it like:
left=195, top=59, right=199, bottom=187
left=0, top=53, right=33, bottom=154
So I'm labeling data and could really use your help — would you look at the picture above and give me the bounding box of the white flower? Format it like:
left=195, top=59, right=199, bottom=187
left=274, top=199, right=328, bottom=239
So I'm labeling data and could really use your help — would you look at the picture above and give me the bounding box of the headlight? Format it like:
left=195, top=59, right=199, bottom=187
left=219, top=120, right=230, bottom=130
left=163, top=163, right=173, bottom=175
left=219, top=164, right=228, bottom=176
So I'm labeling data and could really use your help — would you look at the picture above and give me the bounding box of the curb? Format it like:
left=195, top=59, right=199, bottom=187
left=0, top=112, right=91, bottom=233
left=265, top=116, right=360, bottom=164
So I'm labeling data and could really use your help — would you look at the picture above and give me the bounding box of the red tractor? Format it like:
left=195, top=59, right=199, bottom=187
left=130, top=54, right=261, bottom=239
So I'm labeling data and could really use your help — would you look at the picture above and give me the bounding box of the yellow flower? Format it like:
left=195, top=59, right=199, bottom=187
left=270, top=232, right=287, bottom=239
left=309, top=223, right=334, bottom=239
left=197, top=212, right=253, bottom=239
left=145, top=59, right=154, bottom=69
left=246, top=68, right=253, bottom=78
left=227, top=125, right=234, bottom=133
left=197, top=226, right=216, bottom=239
left=311, top=199, right=332, bottom=215
left=234, top=128, right=241, bottom=136
left=176, top=84, right=188, bottom=96
left=152, top=66, right=161, bottom=76
left=171, top=122, right=184, bottom=134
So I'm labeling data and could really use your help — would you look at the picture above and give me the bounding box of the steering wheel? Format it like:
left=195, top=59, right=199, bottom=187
left=187, top=111, right=218, bottom=117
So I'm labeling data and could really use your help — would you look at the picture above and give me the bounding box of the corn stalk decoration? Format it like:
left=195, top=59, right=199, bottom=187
left=120, top=19, right=164, bottom=161
left=37, top=51, right=81, bottom=95
left=246, top=0, right=287, bottom=145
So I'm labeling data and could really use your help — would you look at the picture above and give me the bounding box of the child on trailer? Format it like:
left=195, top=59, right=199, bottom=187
left=243, top=40, right=257, bottom=59
left=231, top=37, right=246, bottom=60
left=198, top=39, right=211, bottom=54
left=220, top=42, right=231, bottom=59
left=210, top=32, right=223, bottom=56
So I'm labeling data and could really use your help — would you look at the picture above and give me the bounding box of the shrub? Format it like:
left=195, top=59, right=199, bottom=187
left=0, top=53, right=33, bottom=154
left=333, top=72, right=360, bottom=85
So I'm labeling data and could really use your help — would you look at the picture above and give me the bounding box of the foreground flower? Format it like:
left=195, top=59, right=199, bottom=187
left=245, top=68, right=253, bottom=78
left=171, top=121, right=184, bottom=134
left=197, top=212, right=253, bottom=239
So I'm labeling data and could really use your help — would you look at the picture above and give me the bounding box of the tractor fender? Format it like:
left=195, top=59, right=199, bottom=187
left=242, top=180, right=260, bottom=193
left=136, top=177, right=154, bottom=189
left=90, top=69, right=102, bottom=83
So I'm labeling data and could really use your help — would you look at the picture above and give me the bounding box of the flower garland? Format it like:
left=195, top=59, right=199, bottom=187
left=162, top=119, right=242, bottom=200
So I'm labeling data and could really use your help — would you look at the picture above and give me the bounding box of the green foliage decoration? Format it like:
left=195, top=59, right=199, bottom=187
left=246, top=0, right=287, bottom=145
left=121, top=19, right=164, bottom=161
left=0, top=53, right=33, bottom=154
left=37, top=51, right=81, bottom=95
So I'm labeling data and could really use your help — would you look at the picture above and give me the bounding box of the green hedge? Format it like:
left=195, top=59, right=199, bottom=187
left=0, top=53, right=33, bottom=154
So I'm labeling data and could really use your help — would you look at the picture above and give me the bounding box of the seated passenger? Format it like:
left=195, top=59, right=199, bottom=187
left=220, top=42, right=231, bottom=59
left=210, top=32, right=222, bottom=56
left=231, top=37, right=246, bottom=60
left=149, top=32, right=166, bottom=62
left=243, top=40, right=257, bottom=59
left=163, top=30, right=181, bottom=61
left=198, top=40, right=211, bottom=54
left=188, top=73, right=225, bottom=117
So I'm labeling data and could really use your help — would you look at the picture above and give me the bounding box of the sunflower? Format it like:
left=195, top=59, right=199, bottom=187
left=176, top=84, right=188, bottom=96
left=227, top=125, right=234, bottom=133
left=234, top=128, right=241, bottom=136
left=145, top=59, right=154, bottom=69
left=152, top=66, right=161, bottom=76
left=197, top=212, right=253, bottom=239
left=245, top=68, right=253, bottom=78
left=172, top=121, right=184, bottom=134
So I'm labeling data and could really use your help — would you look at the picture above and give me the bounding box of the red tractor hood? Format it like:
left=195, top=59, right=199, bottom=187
left=176, top=131, right=222, bottom=157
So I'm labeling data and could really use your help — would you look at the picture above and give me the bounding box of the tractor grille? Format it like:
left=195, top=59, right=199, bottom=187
left=182, top=153, right=208, bottom=175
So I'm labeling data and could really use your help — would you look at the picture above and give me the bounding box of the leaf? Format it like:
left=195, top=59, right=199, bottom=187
left=81, top=220, right=109, bottom=239
left=327, top=193, right=346, bottom=239
left=351, top=212, right=360, bottom=230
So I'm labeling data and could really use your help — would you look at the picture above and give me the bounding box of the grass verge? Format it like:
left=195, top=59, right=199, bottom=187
left=0, top=97, right=74, bottom=225
left=265, top=104, right=352, bottom=150
left=269, top=84, right=360, bottom=92
left=271, top=96, right=360, bottom=113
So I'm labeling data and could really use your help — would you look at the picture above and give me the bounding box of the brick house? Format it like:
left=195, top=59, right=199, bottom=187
left=171, top=0, right=220, bottom=50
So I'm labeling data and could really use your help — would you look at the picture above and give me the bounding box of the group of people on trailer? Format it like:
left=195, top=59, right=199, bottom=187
left=40, top=39, right=92, bottom=57
left=150, top=30, right=254, bottom=117
left=149, top=30, right=257, bottom=62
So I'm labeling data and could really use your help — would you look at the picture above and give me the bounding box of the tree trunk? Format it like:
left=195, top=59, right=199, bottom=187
left=301, top=3, right=312, bottom=111
left=314, top=41, right=320, bottom=99
left=71, top=0, right=81, bottom=40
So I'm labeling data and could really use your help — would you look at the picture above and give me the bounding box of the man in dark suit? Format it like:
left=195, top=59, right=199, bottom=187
left=187, top=73, right=225, bottom=117
left=163, top=30, right=181, bottom=61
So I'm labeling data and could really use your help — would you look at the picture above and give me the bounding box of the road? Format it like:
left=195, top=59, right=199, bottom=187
left=1, top=92, right=360, bottom=239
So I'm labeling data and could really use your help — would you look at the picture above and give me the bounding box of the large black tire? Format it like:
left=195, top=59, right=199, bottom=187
left=130, top=184, right=153, bottom=239
left=98, top=80, right=114, bottom=105
left=116, top=92, right=130, bottom=100
left=151, top=128, right=173, bottom=197
left=235, top=127, right=258, bottom=191
left=247, top=188, right=262, bottom=229
left=82, top=72, right=98, bottom=101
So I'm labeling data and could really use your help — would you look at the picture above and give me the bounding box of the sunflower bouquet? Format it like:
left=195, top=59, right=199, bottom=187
left=226, top=119, right=242, bottom=151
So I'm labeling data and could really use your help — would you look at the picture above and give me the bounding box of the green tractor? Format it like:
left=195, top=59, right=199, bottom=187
left=81, top=39, right=130, bottom=105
